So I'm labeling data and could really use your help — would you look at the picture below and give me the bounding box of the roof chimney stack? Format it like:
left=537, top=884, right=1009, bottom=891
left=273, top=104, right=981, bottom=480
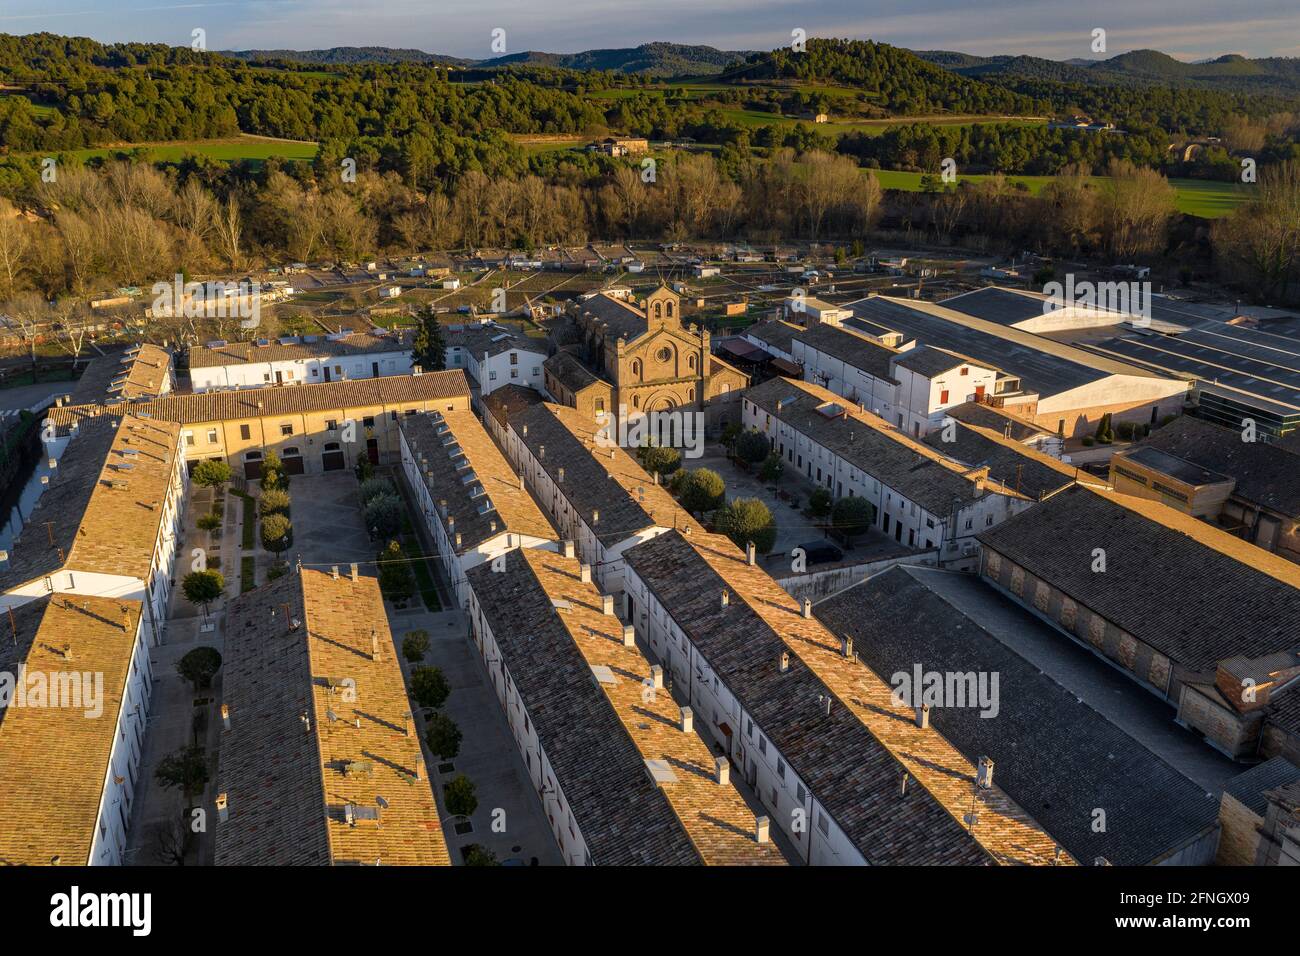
left=216, top=793, right=229, bottom=823
left=916, top=704, right=930, bottom=729
left=601, top=593, right=614, bottom=615
left=715, top=756, right=730, bottom=786
left=221, top=704, right=230, bottom=730
left=977, top=756, right=994, bottom=790
left=622, top=624, right=635, bottom=647
left=802, top=598, right=812, bottom=618
left=580, top=564, right=592, bottom=583
left=779, top=650, right=790, bottom=673
left=841, top=634, right=853, bottom=658
left=350, top=563, right=359, bottom=582
left=746, top=541, right=757, bottom=565
left=680, top=706, right=693, bottom=733
left=755, top=816, right=771, bottom=844
left=650, top=665, right=663, bottom=689
left=562, top=539, right=575, bottom=558
left=720, top=590, right=729, bottom=608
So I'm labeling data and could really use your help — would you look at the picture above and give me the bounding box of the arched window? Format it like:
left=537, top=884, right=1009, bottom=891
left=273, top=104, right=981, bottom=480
left=666, top=301, right=675, bottom=318
left=243, top=451, right=263, bottom=462
left=688, top=386, right=696, bottom=402
left=688, top=354, right=697, bottom=371
left=653, top=302, right=662, bottom=319
left=632, top=359, right=642, bottom=378
left=633, top=395, right=641, bottom=408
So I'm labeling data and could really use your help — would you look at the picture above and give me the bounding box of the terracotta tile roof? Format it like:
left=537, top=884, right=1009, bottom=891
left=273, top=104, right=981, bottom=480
left=817, top=566, right=1217, bottom=865
left=216, top=569, right=450, bottom=865
left=510, top=402, right=702, bottom=546
left=0, top=414, right=180, bottom=592
left=742, top=319, right=802, bottom=355
left=482, top=384, right=544, bottom=427
left=544, top=350, right=606, bottom=394
left=624, top=530, right=1067, bottom=865
left=400, top=410, right=557, bottom=550
left=1143, top=415, right=1300, bottom=517
left=445, top=324, right=546, bottom=360
left=978, top=484, right=1300, bottom=672
left=746, top=376, right=1025, bottom=512
left=0, top=595, right=144, bottom=865
left=465, top=548, right=785, bottom=864
left=577, top=293, right=648, bottom=342
left=46, top=371, right=470, bottom=428
left=69, top=344, right=171, bottom=404
left=189, top=331, right=411, bottom=369
left=946, top=401, right=1053, bottom=441
left=795, top=322, right=899, bottom=381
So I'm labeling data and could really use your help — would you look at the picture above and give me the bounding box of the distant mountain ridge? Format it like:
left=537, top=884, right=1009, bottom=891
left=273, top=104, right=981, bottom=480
left=224, top=41, right=748, bottom=76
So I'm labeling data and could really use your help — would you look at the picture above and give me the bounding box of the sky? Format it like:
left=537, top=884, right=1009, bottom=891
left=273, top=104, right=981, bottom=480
left=2, top=0, right=1298, bottom=61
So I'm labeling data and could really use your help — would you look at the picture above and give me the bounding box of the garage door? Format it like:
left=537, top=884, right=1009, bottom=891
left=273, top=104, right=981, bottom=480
left=282, top=454, right=306, bottom=476
left=322, top=442, right=346, bottom=471
left=244, top=459, right=263, bottom=481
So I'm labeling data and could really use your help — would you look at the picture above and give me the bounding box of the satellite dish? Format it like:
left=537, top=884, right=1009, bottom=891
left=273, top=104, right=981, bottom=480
left=327, top=710, right=339, bottom=723
left=376, top=796, right=390, bottom=810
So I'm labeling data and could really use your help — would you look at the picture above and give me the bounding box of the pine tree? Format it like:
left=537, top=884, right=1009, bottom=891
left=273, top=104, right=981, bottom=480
left=411, top=307, right=447, bottom=372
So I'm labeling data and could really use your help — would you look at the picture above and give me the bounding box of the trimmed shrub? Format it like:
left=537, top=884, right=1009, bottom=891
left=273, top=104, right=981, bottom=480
left=808, top=487, right=832, bottom=517
left=443, top=774, right=478, bottom=818
left=364, top=493, right=404, bottom=540
left=359, top=476, right=396, bottom=505
left=678, top=468, right=725, bottom=513
left=735, top=429, right=770, bottom=465
left=715, top=497, right=777, bottom=555
left=261, top=513, right=292, bottom=553
left=759, top=452, right=784, bottom=483
left=378, top=539, right=414, bottom=603
left=411, top=666, right=451, bottom=711
left=197, top=512, right=221, bottom=531
left=832, top=496, right=875, bottom=543
left=191, top=459, right=232, bottom=490
left=424, top=712, right=463, bottom=759
left=638, top=444, right=682, bottom=477
left=402, top=630, right=430, bottom=663
left=259, top=488, right=291, bottom=516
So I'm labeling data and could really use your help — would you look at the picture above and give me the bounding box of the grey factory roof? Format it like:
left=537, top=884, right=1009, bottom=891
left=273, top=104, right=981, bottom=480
left=742, top=319, right=803, bottom=355
left=977, top=484, right=1300, bottom=673
left=842, top=295, right=1171, bottom=399
left=1119, top=445, right=1232, bottom=488
left=1222, top=757, right=1300, bottom=817
left=816, top=565, right=1221, bottom=866
left=940, top=286, right=1065, bottom=326
left=1088, top=322, right=1300, bottom=417
left=923, top=417, right=1083, bottom=500
left=1141, top=415, right=1300, bottom=517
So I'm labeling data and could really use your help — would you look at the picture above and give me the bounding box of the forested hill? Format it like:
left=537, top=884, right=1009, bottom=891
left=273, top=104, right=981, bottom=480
left=719, top=39, right=1039, bottom=116
left=224, top=47, right=470, bottom=66
left=477, top=42, right=749, bottom=76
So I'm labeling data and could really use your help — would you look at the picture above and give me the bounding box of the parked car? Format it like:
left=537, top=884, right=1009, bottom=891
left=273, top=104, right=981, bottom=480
left=794, top=540, right=843, bottom=567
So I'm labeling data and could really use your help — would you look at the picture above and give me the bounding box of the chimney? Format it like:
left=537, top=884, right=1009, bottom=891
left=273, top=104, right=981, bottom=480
left=330, top=565, right=339, bottom=580
left=650, top=665, right=663, bottom=689
left=522, top=424, right=528, bottom=437
left=216, top=793, right=229, bottom=823
left=841, top=635, right=853, bottom=658
left=601, top=593, right=614, bottom=615
left=221, top=704, right=230, bottom=730
left=680, top=706, right=693, bottom=733
left=802, top=597, right=812, bottom=618
left=447, top=515, right=455, bottom=533
left=455, top=532, right=463, bottom=549
left=755, top=816, right=771, bottom=844
left=579, top=564, right=592, bottom=583
left=779, top=650, right=790, bottom=673
left=746, top=541, right=757, bottom=565
left=622, top=624, right=635, bottom=647
left=371, top=629, right=380, bottom=660
left=916, top=704, right=930, bottom=728
left=518, top=472, right=525, bottom=490
left=350, top=563, right=359, bottom=582
left=562, top=540, right=575, bottom=558
left=439, top=498, right=448, bottom=518
left=715, top=756, right=730, bottom=786
left=720, top=590, right=729, bottom=608
left=653, top=472, right=660, bottom=486
left=976, top=756, right=994, bottom=790
left=591, top=509, right=599, bottom=525
left=558, top=467, right=565, bottom=482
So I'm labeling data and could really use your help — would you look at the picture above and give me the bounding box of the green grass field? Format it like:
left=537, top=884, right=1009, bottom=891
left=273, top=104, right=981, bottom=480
left=869, top=168, right=1249, bottom=218
left=0, top=90, right=56, bottom=117
left=50, top=136, right=318, bottom=164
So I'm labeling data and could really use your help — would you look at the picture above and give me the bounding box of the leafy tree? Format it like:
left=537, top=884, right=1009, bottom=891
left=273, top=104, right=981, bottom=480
left=424, top=711, right=462, bottom=759
left=720, top=422, right=742, bottom=450
left=181, top=570, right=224, bottom=615
left=638, top=444, right=682, bottom=477
left=258, top=488, right=290, bottom=516
left=364, top=493, right=404, bottom=539
left=190, top=459, right=232, bottom=491
left=444, top=774, right=478, bottom=818
left=832, top=496, right=875, bottom=544
left=197, top=511, right=221, bottom=531
left=809, top=487, right=833, bottom=517
left=411, top=666, right=451, bottom=711
left=678, top=468, right=725, bottom=513
left=463, top=844, right=498, bottom=866
left=261, top=513, right=292, bottom=553
left=355, top=451, right=375, bottom=482
left=155, top=745, right=209, bottom=800
left=715, top=497, right=777, bottom=554
left=176, top=646, right=222, bottom=692
left=759, top=451, right=784, bottom=484
left=261, top=450, right=289, bottom=491
left=735, top=429, right=770, bottom=465
left=378, top=539, right=414, bottom=603
left=411, top=306, right=447, bottom=372
left=402, top=629, right=430, bottom=663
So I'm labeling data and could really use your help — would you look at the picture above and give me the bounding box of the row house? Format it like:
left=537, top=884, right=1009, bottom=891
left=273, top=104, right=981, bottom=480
left=500, top=401, right=700, bottom=593
left=187, top=329, right=414, bottom=392
left=463, top=547, right=789, bottom=865
left=743, top=377, right=1032, bottom=567
left=444, top=322, right=548, bottom=400
left=0, top=414, right=187, bottom=646
left=620, top=529, right=1068, bottom=866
